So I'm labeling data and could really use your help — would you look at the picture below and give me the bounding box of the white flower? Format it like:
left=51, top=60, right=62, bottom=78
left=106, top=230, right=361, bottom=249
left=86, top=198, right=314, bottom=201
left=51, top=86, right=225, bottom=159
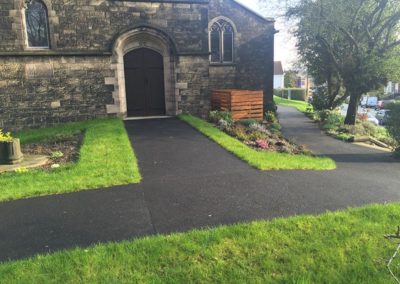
left=249, top=123, right=269, bottom=134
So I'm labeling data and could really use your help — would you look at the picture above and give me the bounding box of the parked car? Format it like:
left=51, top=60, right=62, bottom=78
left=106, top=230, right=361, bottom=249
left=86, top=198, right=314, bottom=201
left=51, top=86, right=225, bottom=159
left=367, top=112, right=379, bottom=125
left=361, top=96, right=378, bottom=108
left=376, top=109, right=391, bottom=125
left=376, top=100, right=385, bottom=110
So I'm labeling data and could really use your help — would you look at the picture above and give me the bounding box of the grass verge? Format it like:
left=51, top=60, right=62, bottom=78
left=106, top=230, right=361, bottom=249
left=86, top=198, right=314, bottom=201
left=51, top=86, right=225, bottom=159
left=178, top=114, right=335, bottom=170
left=0, top=119, right=141, bottom=202
left=0, top=203, right=399, bottom=283
left=274, top=95, right=311, bottom=113
left=274, top=96, right=396, bottom=149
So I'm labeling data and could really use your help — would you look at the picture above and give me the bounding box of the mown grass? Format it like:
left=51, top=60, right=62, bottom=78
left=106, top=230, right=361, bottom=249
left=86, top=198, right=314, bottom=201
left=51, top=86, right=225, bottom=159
left=274, top=96, right=397, bottom=149
left=274, top=95, right=312, bottom=113
left=1, top=203, right=399, bottom=283
left=0, top=119, right=141, bottom=202
left=178, top=114, right=335, bottom=170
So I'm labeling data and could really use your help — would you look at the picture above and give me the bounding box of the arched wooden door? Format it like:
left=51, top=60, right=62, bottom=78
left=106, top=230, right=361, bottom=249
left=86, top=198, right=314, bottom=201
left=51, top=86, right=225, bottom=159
left=124, top=48, right=166, bottom=116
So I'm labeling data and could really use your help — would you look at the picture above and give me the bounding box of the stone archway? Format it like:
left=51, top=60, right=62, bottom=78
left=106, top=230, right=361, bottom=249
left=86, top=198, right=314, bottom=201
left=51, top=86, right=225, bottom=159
left=108, top=27, right=177, bottom=117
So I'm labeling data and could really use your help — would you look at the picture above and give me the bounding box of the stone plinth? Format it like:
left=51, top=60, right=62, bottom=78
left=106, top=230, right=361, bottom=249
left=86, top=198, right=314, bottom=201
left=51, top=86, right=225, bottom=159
left=0, top=155, right=49, bottom=173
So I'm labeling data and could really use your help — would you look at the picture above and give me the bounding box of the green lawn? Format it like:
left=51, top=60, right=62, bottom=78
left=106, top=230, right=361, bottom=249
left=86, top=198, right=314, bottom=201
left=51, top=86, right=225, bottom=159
left=1, top=203, right=399, bottom=283
left=274, top=95, right=312, bottom=113
left=0, top=119, right=141, bottom=202
left=178, top=114, right=335, bottom=170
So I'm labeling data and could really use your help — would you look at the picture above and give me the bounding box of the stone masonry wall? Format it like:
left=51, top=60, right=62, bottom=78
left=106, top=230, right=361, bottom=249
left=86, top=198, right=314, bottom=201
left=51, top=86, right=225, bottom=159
left=0, top=0, right=275, bottom=130
left=209, top=65, right=236, bottom=91
left=1, top=0, right=209, bottom=54
left=0, top=56, right=114, bottom=131
left=0, top=0, right=211, bottom=130
left=176, top=55, right=210, bottom=117
left=0, top=1, right=19, bottom=52
left=209, top=0, right=275, bottom=105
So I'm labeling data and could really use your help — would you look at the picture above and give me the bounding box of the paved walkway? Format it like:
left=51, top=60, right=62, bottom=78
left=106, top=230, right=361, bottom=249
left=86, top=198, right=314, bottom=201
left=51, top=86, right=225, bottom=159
left=1, top=107, right=399, bottom=262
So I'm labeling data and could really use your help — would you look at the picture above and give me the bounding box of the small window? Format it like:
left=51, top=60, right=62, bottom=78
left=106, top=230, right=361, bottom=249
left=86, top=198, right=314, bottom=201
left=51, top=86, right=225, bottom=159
left=209, top=19, right=234, bottom=64
left=24, top=0, right=50, bottom=48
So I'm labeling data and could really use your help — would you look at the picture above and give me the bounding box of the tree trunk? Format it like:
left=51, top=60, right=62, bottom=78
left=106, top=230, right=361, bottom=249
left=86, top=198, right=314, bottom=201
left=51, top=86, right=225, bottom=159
left=344, top=94, right=360, bottom=125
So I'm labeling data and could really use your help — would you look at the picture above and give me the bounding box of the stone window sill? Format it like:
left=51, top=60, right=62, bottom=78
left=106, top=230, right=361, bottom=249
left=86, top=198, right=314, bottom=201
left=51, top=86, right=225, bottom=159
left=25, top=47, right=50, bottom=51
left=210, top=63, right=236, bottom=67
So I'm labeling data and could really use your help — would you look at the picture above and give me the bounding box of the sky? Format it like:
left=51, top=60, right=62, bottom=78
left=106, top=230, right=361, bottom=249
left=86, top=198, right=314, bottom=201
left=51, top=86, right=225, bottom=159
left=235, top=0, right=298, bottom=70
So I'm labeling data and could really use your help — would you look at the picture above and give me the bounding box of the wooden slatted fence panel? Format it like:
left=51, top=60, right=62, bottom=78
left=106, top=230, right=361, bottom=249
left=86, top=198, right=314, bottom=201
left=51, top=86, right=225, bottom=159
left=211, top=89, right=264, bottom=121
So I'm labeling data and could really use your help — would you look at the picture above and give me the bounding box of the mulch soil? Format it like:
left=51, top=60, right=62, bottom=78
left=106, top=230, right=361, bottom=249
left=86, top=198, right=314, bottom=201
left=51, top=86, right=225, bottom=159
left=22, top=133, right=83, bottom=169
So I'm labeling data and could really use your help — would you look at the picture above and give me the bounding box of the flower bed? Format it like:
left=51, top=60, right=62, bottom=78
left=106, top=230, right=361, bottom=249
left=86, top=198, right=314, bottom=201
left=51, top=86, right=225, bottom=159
left=0, top=119, right=141, bottom=202
left=22, top=132, right=83, bottom=169
left=312, top=110, right=396, bottom=149
left=209, top=110, right=311, bottom=156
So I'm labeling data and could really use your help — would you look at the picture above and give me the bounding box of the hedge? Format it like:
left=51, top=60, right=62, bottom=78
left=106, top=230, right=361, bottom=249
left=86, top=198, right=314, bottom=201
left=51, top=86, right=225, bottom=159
left=386, top=102, right=400, bottom=153
left=273, top=88, right=307, bottom=101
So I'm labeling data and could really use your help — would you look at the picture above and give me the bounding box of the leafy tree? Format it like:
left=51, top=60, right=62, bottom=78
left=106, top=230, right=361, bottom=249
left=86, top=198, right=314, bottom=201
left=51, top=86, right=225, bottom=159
left=287, top=0, right=400, bottom=124
left=284, top=70, right=298, bottom=88
left=295, top=21, right=347, bottom=110
left=386, top=103, right=400, bottom=155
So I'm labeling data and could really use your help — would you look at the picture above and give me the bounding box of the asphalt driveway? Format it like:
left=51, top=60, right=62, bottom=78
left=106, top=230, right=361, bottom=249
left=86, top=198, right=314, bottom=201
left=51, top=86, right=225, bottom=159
left=0, top=106, right=399, bottom=262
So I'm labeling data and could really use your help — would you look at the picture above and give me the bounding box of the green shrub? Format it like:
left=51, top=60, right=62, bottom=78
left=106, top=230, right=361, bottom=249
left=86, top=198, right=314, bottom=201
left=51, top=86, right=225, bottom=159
left=326, top=111, right=343, bottom=126
left=374, top=127, right=397, bottom=147
left=313, top=110, right=331, bottom=122
left=336, top=133, right=354, bottom=141
left=209, top=111, right=234, bottom=126
left=274, top=88, right=307, bottom=101
left=353, top=124, right=369, bottom=136
left=50, top=151, right=64, bottom=160
left=394, top=148, right=400, bottom=158
left=249, top=123, right=270, bottom=134
left=314, top=110, right=343, bottom=128
left=265, top=100, right=278, bottom=113
left=216, top=119, right=233, bottom=132
left=265, top=111, right=278, bottom=124
left=227, top=125, right=249, bottom=141
left=273, top=89, right=283, bottom=97
left=268, top=123, right=282, bottom=132
left=311, top=86, right=333, bottom=111
left=386, top=103, right=400, bottom=151
left=239, top=119, right=259, bottom=127
left=360, top=121, right=377, bottom=137
left=322, top=123, right=336, bottom=131
left=248, top=131, right=268, bottom=141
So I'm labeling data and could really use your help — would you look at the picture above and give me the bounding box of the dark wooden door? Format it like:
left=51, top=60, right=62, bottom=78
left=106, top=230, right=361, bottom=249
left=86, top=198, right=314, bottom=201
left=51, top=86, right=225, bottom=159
left=124, top=48, right=166, bottom=116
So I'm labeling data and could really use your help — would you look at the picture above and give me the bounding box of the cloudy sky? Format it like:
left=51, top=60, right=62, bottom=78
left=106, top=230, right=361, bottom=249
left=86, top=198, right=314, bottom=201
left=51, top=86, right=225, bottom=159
left=235, top=0, right=298, bottom=69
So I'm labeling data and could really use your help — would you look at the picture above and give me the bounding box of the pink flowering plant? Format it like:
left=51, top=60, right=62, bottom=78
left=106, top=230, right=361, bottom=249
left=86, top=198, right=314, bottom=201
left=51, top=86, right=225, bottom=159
left=255, top=139, right=269, bottom=150
left=207, top=110, right=311, bottom=155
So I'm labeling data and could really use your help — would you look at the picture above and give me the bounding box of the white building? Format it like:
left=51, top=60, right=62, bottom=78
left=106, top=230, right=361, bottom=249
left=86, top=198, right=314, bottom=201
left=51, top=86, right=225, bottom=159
left=384, top=81, right=399, bottom=95
left=273, top=61, right=285, bottom=89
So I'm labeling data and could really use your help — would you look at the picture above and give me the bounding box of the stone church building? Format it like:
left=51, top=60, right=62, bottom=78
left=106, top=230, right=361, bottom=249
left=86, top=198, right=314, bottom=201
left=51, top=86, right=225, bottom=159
left=0, top=0, right=275, bottom=130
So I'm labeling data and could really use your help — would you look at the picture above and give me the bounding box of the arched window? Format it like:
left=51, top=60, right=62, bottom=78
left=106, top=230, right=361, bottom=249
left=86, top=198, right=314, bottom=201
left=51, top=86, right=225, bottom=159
left=209, top=19, right=234, bottom=63
left=24, top=0, right=50, bottom=48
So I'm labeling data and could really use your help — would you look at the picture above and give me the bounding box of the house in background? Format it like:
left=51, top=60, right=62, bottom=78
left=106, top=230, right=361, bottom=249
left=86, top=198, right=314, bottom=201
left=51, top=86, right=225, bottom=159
left=296, top=71, right=314, bottom=97
left=273, top=61, right=285, bottom=89
left=384, top=81, right=399, bottom=96
left=0, top=0, right=276, bottom=131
